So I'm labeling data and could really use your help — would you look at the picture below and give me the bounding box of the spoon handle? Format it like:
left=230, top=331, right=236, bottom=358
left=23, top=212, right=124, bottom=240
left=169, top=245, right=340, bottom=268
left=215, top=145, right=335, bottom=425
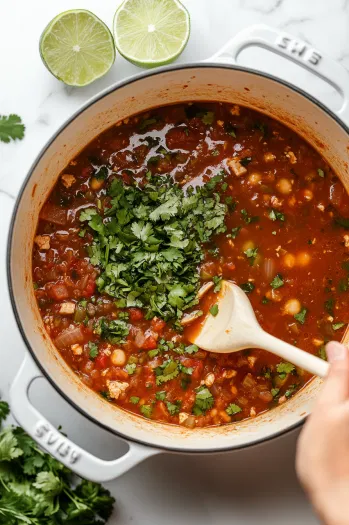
left=256, top=330, right=329, bottom=377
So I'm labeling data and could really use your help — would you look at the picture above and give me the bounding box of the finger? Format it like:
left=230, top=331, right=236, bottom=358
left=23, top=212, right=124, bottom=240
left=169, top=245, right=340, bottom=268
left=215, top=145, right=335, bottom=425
left=318, top=342, right=349, bottom=405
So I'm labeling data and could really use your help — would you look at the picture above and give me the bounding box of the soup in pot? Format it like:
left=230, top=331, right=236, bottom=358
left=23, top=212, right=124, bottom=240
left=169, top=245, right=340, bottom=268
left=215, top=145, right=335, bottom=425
left=32, top=102, right=349, bottom=428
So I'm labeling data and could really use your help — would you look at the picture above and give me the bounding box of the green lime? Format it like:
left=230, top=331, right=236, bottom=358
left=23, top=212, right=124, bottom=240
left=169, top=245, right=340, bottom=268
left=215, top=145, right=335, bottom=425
left=40, top=10, right=116, bottom=87
left=113, top=0, right=190, bottom=68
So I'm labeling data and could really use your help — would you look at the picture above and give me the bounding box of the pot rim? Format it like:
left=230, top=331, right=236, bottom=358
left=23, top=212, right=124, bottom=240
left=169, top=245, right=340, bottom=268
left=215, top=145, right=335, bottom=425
left=7, top=61, right=349, bottom=453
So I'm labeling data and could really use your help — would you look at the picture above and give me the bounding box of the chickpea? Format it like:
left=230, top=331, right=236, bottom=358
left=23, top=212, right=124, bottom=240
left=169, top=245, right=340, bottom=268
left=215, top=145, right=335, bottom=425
left=111, top=349, right=126, bottom=366
left=283, top=298, right=301, bottom=316
left=247, top=172, right=262, bottom=186
left=303, top=189, right=313, bottom=201
left=242, top=240, right=255, bottom=252
left=283, top=253, right=296, bottom=268
left=90, top=177, right=104, bottom=191
left=276, top=178, right=293, bottom=195
left=297, top=251, right=311, bottom=267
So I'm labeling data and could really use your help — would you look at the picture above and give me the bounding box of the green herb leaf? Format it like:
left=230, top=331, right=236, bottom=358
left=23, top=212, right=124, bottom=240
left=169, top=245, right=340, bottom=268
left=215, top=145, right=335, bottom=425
left=318, top=345, right=327, bottom=361
left=231, top=226, right=241, bottom=239
left=240, top=282, right=255, bottom=293
left=244, top=247, right=258, bottom=266
left=88, top=341, right=99, bottom=360
left=213, top=275, right=223, bottom=292
left=324, top=298, right=335, bottom=316
left=209, top=304, right=219, bottom=316
left=155, top=360, right=179, bottom=385
left=192, top=386, right=214, bottom=415
left=202, top=111, right=214, bottom=125
left=226, top=403, right=242, bottom=416
left=294, top=307, right=308, bottom=325
left=271, top=388, right=280, bottom=397
left=126, top=363, right=137, bottom=375
left=184, top=344, right=198, bottom=354
left=241, top=209, right=259, bottom=224
left=276, top=362, right=295, bottom=379
left=155, top=391, right=166, bottom=401
left=317, top=168, right=325, bottom=178
left=332, top=322, right=346, bottom=331
left=0, top=114, right=25, bottom=143
left=240, top=156, right=252, bottom=167
left=130, top=396, right=140, bottom=404
left=270, top=274, right=284, bottom=289
left=269, top=209, right=285, bottom=222
left=140, top=117, right=157, bottom=130
left=140, top=404, right=153, bottom=418
left=166, top=400, right=181, bottom=415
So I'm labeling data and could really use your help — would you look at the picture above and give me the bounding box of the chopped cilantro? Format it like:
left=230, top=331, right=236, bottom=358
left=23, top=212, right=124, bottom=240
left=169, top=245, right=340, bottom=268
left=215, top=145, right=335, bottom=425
left=240, top=156, right=252, bottom=167
left=271, top=388, right=280, bottom=397
left=317, top=168, right=325, bottom=178
left=88, top=341, right=99, bottom=360
left=240, top=282, right=255, bottom=293
left=254, top=122, right=268, bottom=137
left=262, top=296, right=270, bottom=305
left=139, top=117, right=157, bottom=130
left=276, top=362, right=295, bottom=379
left=342, top=261, right=349, bottom=272
left=180, top=365, right=193, bottom=375
left=244, top=247, right=258, bottom=266
left=209, top=304, right=219, bottom=316
left=269, top=209, right=285, bottom=222
left=270, top=274, right=284, bottom=289
left=241, top=209, right=259, bottom=224
left=154, top=360, right=179, bottom=385
left=231, top=226, right=241, bottom=238
left=212, top=149, right=219, bottom=156
left=78, top=228, right=86, bottom=238
left=226, top=403, right=242, bottom=416
left=332, top=322, right=346, bottom=331
left=130, top=396, right=140, bottom=404
left=94, top=318, right=129, bottom=344
left=166, top=400, right=181, bottom=415
left=192, top=386, right=214, bottom=415
left=155, top=391, right=166, bottom=401
left=83, top=175, right=227, bottom=321
left=225, top=196, right=237, bottom=211
left=324, top=298, right=335, bottom=315
left=335, top=216, right=349, bottom=229
left=140, top=404, right=153, bottom=418
left=202, top=111, right=214, bottom=125
left=126, top=363, right=137, bottom=375
left=100, top=390, right=111, bottom=401
left=213, top=275, right=223, bottom=292
left=294, top=307, right=308, bottom=325
left=148, top=349, right=159, bottom=358
left=185, top=344, right=198, bottom=354
left=225, top=123, right=237, bottom=137
left=339, top=278, right=348, bottom=292
left=318, top=345, right=327, bottom=360
left=285, top=384, right=298, bottom=398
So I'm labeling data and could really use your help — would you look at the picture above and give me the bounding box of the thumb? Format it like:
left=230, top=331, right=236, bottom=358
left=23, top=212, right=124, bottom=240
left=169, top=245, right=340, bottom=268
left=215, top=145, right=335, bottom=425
left=319, top=341, right=349, bottom=405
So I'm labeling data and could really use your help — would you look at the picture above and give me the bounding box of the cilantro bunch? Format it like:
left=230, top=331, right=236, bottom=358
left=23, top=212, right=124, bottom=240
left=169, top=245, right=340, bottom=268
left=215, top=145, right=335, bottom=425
left=80, top=173, right=227, bottom=321
left=0, top=401, right=114, bottom=524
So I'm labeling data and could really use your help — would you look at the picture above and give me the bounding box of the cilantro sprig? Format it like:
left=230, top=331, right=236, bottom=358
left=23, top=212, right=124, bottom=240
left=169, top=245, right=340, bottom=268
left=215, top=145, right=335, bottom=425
left=81, top=174, right=227, bottom=321
left=0, top=114, right=25, bottom=143
left=0, top=400, right=114, bottom=524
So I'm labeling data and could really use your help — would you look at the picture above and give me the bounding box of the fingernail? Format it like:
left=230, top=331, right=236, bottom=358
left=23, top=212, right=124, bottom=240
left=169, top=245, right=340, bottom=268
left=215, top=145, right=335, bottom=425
left=326, top=341, right=347, bottom=362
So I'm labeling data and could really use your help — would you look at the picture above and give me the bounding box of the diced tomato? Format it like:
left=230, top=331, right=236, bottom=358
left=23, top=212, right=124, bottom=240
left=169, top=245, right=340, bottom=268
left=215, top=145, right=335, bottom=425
left=181, top=358, right=204, bottom=380
left=142, top=335, right=158, bottom=350
left=84, top=278, right=96, bottom=297
left=47, top=283, right=70, bottom=301
left=40, top=203, right=67, bottom=226
left=95, top=354, right=109, bottom=369
left=151, top=317, right=166, bottom=332
left=112, top=369, right=129, bottom=381
left=129, top=308, right=144, bottom=322
left=122, top=172, right=132, bottom=185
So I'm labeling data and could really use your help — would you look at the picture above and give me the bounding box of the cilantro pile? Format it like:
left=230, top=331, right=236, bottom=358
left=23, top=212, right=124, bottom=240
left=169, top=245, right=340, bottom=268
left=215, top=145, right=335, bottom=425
left=0, top=401, right=114, bottom=524
left=80, top=173, right=227, bottom=321
left=0, top=114, right=25, bottom=143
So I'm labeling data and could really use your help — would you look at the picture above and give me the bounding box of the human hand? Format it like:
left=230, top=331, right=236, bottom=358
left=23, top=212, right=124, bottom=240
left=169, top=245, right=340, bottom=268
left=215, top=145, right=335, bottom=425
left=296, top=341, right=349, bottom=525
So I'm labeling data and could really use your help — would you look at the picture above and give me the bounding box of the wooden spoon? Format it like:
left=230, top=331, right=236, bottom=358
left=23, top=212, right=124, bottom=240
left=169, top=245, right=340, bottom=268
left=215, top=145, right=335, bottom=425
left=188, top=280, right=329, bottom=377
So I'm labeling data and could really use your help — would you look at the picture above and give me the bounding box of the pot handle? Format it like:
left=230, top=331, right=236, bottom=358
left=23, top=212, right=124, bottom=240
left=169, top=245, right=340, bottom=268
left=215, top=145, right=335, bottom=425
left=210, top=24, right=349, bottom=124
left=9, top=355, right=159, bottom=482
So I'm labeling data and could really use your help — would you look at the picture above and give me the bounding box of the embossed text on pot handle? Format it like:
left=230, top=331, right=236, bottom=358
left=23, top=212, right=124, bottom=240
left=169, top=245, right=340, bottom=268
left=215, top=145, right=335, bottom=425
left=209, top=24, right=349, bottom=125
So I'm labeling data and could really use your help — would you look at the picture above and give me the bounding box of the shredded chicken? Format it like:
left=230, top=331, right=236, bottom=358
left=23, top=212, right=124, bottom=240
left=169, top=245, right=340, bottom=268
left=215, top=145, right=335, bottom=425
left=34, top=235, right=50, bottom=250
left=107, top=380, right=129, bottom=400
left=61, top=174, right=76, bottom=188
left=227, top=158, right=247, bottom=177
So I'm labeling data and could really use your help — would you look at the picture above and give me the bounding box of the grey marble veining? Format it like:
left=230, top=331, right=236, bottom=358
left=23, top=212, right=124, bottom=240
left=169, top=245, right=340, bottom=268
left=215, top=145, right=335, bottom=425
left=2, top=0, right=345, bottom=522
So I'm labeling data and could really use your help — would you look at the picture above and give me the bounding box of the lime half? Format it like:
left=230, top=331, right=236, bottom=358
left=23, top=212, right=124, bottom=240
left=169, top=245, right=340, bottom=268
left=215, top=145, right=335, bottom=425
left=40, top=10, right=116, bottom=87
left=113, top=0, right=190, bottom=68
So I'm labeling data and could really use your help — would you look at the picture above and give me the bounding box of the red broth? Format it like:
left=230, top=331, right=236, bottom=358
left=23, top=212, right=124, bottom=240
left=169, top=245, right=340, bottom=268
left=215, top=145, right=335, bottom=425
left=32, top=102, right=349, bottom=428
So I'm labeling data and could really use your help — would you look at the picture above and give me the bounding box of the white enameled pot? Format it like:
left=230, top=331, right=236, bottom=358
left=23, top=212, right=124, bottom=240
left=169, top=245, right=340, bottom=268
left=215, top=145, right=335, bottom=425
left=7, top=25, right=349, bottom=482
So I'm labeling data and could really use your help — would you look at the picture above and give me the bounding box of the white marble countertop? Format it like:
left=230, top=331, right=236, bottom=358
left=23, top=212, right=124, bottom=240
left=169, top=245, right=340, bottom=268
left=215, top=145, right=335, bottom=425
left=3, top=0, right=349, bottom=522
